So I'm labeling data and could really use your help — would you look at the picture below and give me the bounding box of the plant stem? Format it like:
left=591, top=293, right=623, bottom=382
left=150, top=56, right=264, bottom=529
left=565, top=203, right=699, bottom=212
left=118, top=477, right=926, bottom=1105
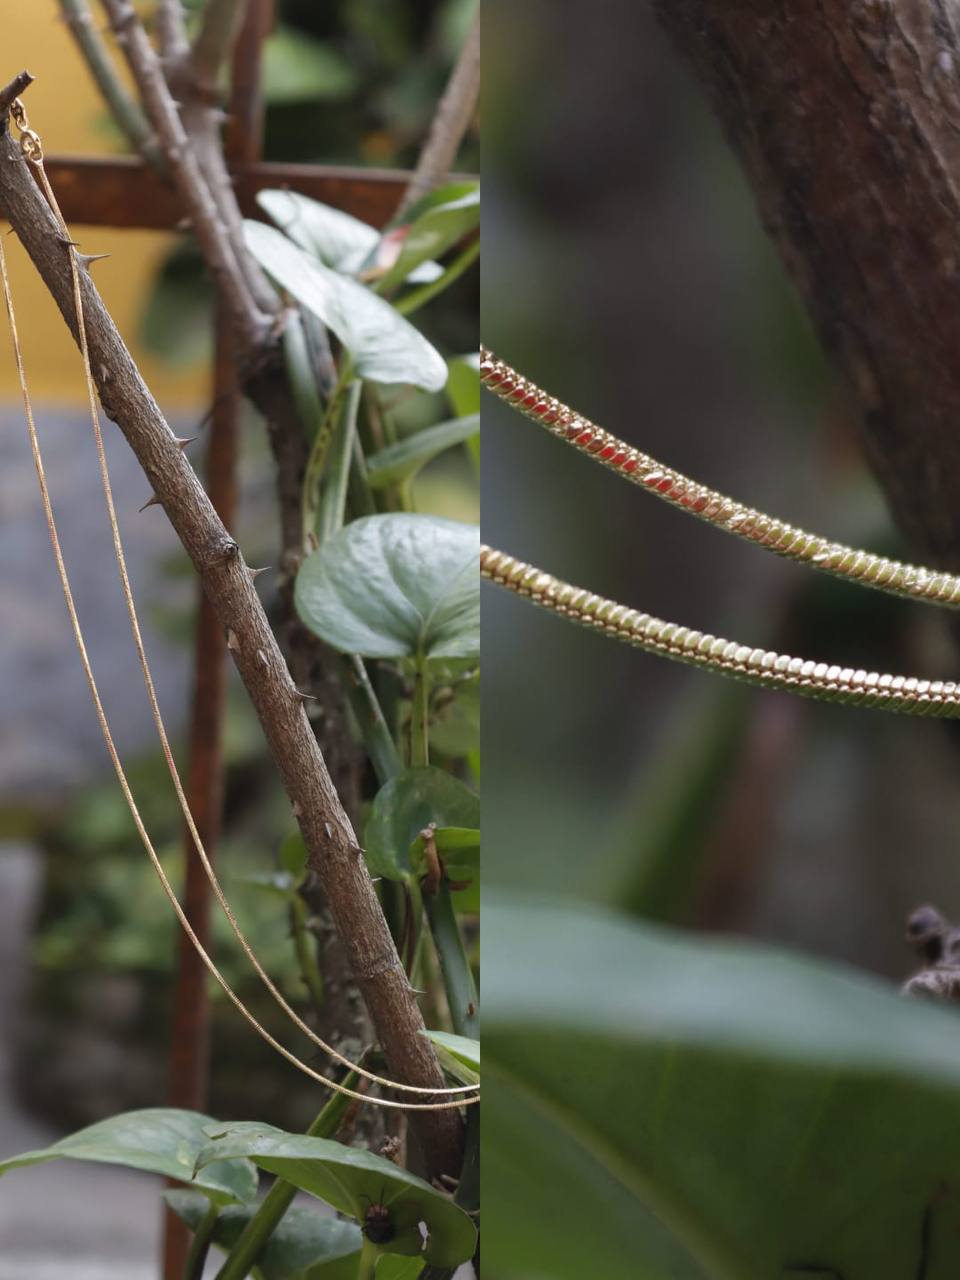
left=339, top=655, right=403, bottom=786
left=396, top=7, right=480, bottom=217
left=410, top=661, right=430, bottom=768
left=215, top=1079, right=357, bottom=1280
left=423, top=884, right=478, bottom=1038
left=183, top=1201, right=219, bottom=1280
left=290, top=891, right=325, bottom=1012
left=357, top=1237, right=379, bottom=1280
left=394, top=237, right=479, bottom=317
left=317, top=381, right=362, bottom=545
left=301, top=364, right=354, bottom=548
left=58, top=0, right=164, bottom=170
left=190, top=0, right=247, bottom=91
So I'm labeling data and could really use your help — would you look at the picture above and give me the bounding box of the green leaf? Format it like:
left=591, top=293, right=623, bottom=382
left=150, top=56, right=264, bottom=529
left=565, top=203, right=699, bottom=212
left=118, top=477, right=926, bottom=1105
left=446, top=354, right=480, bottom=417
left=485, top=896, right=960, bottom=1280
left=262, top=26, right=359, bottom=104
left=196, top=1124, right=477, bottom=1267
left=237, top=870, right=299, bottom=901
left=295, top=515, right=479, bottom=661
left=257, top=191, right=439, bottom=283
left=423, top=1030, right=480, bottom=1085
left=244, top=222, right=446, bottom=392
left=378, top=184, right=480, bottom=294
left=364, top=767, right=479, bottom=883
left=430, top=670, right=480, bottom=759
left=410, top=827, right=479, bottom=912
left=0, top=1109, right=257, bottom=1206
left=366, top=415, right=479, bottom=489
left=164, top=1189, right=361, bottom=1279
left=279, top=832, right=308, bottom=881
left=375, top=1258, right=422, bottom=1279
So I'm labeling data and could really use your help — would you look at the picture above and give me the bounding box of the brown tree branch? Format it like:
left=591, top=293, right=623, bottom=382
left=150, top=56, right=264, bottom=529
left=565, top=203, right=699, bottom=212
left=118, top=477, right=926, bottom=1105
left=0, top=71, right=34, bottom=120
left=653, top=1, right=960, bottom=572
left=155, top=0, right=191, bottom=65
left=0, top=124, right=462, bottom=1177
left=101, top=0, right=270, bottom=351
left=397, top=7, right=480, bottom=217
left=57, top=0, right=163, bottom=169
left=190, top=0, right=249, bottom=95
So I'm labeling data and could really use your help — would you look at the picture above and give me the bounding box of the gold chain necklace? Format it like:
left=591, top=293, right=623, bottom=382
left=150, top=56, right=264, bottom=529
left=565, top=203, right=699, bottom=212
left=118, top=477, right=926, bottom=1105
left=2, top=98, right=476, bottom=1111
left=480, top=347, right=960, bottom=716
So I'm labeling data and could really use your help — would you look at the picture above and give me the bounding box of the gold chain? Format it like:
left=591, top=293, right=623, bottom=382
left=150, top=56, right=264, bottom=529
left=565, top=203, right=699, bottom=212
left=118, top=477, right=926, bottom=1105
left=3, top=100, right=476, bottom=1111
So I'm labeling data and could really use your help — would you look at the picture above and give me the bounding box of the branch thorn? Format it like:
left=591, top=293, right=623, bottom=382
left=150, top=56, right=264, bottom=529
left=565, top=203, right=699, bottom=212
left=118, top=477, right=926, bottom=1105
left=138, top=494, right=161, bottom=512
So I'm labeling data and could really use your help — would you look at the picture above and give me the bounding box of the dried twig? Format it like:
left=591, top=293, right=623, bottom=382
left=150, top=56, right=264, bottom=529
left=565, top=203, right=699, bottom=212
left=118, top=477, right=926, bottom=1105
left=396, top=8, right=480, bottom=217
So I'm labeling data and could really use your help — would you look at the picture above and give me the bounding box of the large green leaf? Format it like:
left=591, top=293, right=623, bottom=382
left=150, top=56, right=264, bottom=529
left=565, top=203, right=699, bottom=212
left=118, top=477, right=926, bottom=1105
left=485, top=897, right=960, bottom=1280
left=257, top=190, right=439, bottom=283
left=244, top=222, right=446, bottom=391
left=164, top=1189, right=361, bottom=1279
left=196, top=1124, right=477, bottom=1267
left=0, top=1109, right=257, bottom=1206
left=295, top=515, right=479, bottom=661
left=364, top=767, right=479, bottom=883
left=378, top=184, right=480, bottom=294
left=423, top=1030, right=480, bottom=1085
left=366, top=415, right=480, bottom=489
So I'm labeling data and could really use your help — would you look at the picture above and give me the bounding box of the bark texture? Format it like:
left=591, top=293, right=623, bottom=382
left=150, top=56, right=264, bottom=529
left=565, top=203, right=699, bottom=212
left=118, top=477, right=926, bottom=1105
left=654, top=0, right=960, bottom=567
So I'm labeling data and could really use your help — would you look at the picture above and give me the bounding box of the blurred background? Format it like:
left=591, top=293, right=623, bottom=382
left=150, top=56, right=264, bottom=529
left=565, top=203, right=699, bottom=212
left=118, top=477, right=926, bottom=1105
left=483, top=0, right=960, bottom=971
left=0, top=1, right=477, bottom=1275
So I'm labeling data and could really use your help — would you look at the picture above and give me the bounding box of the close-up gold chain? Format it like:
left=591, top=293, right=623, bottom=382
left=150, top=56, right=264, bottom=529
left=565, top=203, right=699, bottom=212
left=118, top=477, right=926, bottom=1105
left=480, top=544, right=960, bottom=717
left=3, top=98, right=476, bottom=1111
left=480, top=346, right=960, bottom=611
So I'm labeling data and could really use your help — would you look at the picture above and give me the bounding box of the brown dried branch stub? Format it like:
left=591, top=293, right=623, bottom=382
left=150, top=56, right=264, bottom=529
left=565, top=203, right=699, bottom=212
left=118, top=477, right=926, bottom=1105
left=902, top=905, right=960, bottom=1003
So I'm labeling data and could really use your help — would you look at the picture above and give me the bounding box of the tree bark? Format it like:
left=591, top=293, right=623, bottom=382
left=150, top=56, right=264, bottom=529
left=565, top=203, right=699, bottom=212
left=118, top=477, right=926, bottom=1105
left=653, top=1, right=960, bottom=569
left=0, top=126, right=462, bottom=1177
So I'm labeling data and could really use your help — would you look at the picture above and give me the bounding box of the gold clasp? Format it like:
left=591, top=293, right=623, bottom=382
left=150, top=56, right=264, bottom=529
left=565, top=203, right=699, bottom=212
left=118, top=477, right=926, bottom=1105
left=9, top=98, right=43, bottom=165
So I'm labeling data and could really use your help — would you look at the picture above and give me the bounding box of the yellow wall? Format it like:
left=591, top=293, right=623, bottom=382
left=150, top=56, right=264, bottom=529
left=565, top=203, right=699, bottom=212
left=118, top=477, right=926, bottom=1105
left=2, top=2, right=207, bottom=406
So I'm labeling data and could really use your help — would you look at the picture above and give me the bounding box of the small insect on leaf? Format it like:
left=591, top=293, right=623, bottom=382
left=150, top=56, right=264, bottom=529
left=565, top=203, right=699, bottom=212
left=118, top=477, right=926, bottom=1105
left=362, top=1188, right=395, bottom=1244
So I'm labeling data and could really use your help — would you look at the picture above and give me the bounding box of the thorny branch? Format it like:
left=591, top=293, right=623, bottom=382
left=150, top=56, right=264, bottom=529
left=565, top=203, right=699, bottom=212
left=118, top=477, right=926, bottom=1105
left=56, top=0, right=163, bottom=169
left=101, top=0, right=270, bottom=351
left=0, top=98, right=462, bottom=1178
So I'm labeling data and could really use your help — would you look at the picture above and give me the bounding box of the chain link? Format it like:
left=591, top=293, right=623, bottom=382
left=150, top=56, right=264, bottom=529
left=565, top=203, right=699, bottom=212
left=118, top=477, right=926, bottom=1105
left=9, top=98, right=43, bottom=164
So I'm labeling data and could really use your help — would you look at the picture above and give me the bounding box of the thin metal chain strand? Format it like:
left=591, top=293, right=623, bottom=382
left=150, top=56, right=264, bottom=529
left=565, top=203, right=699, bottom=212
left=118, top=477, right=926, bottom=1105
left=479, top=347, right=960, bottom=611
left=480, top=545, right=960, bottom=717
left=3, top=101, right=475, bottom=1111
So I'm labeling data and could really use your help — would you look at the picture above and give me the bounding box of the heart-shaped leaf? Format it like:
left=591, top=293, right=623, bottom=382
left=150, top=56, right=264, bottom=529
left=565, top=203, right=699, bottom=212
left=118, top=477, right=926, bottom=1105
left=196, top=1124, right=477, bottom=1267
left=295, top=515, right=479, bottom=661
left=378, top=184, right=480, bottom=294
left=485, top=896, right=960, bottom=1280
left=0, top=1109, right=257, bottom=1206
left=244, top=221, right=446, bottom=391
left=364, top=767, right=479, bottom=883
left=164, top=1189, right=362, bottom=1278
left=366, top=415, right=480, bottom=490
left=257, top=191, right=440, bottom=283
